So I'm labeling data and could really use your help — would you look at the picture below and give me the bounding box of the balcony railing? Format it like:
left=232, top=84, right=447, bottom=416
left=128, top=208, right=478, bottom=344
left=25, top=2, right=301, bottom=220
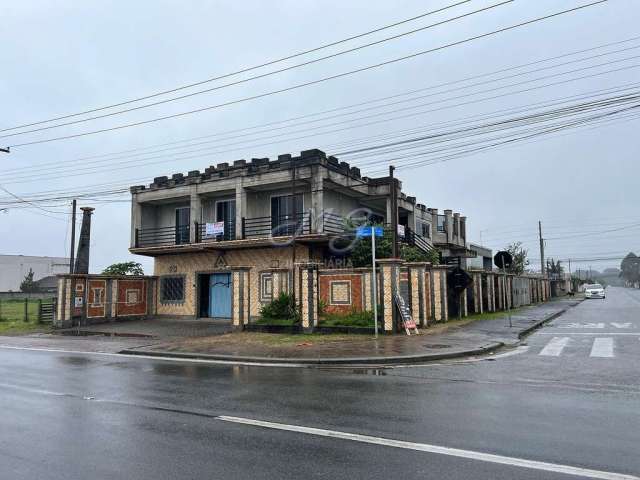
left=135, top=225, right=190, bottom=248
left=244, top=212, right=311, bottom=238
left=195, top=220, right=236, bottom=243
left=134, top=211, right=434, bottom=254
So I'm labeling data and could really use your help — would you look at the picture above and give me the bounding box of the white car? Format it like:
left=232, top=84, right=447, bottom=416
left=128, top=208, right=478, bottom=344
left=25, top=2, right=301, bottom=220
left=584, top=283, right=606, bottom=299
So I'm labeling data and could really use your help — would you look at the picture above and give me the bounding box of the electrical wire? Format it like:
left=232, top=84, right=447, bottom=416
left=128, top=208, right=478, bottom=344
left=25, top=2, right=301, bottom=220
left=4, top=0, right=607, bottom=148
left=0, top=0, right=474, bottom=133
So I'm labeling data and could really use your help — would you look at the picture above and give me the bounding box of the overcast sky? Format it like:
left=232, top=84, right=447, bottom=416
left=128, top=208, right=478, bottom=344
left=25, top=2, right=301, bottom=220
left=1, top=0, right=639, bottom=275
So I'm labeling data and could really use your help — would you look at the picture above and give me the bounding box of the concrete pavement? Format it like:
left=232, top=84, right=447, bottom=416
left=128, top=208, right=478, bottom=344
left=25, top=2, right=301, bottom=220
left=0, top=286, right=638, bottom=479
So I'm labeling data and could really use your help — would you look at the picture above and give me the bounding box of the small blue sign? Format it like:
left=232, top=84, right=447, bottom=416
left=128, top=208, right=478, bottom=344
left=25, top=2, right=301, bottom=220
left=356, top=226, right=384, bottom=238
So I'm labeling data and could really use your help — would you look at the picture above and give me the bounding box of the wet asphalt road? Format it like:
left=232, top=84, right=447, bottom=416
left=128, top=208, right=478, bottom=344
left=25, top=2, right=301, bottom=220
left=1, top=287, right=639, bottom=480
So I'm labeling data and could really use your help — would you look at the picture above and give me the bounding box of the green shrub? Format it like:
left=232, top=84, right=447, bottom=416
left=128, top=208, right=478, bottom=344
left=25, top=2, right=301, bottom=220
left=259, top=293, right=300, bottom=323
left=320, top=308, right=374, bottom=327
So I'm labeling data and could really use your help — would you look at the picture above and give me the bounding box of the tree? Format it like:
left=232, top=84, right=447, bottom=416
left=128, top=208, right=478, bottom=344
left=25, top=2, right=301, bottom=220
left=505, top=241, right=529, bottom=275
left=20, top=268, right=39, bottom=293
left=102, top=262, right=144, bottom=276
left=348, top=230, right=439, bottom=268
left=620, top=252, right=640, bottom=286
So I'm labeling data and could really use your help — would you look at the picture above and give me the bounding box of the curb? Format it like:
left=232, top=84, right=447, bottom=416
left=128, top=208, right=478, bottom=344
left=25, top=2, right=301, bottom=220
left=117, top=300, right=581, bottom=367
left=118, top=341, right=504, bottom=366
left=517, top=299, right=582, bottom=340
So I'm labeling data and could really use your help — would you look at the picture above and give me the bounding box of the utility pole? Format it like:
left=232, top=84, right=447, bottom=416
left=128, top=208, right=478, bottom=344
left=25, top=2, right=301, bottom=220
left=389, top=165, right=398, bottom=258
left=538, top=220, right=545, bottom=275
left=69, top=199, right=77, bottom=274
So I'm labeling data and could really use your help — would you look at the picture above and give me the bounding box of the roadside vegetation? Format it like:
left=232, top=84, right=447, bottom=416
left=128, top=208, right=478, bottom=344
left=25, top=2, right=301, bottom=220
left=0, top=298, right=52, bottom=334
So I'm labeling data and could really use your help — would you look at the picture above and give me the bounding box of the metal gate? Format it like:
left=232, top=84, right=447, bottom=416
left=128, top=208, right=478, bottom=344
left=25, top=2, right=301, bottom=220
left=38, top=299, right=56, bottom=323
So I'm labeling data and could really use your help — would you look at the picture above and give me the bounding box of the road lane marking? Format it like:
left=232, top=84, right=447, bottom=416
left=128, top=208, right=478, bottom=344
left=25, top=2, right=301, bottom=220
left=539, top=337, right=570, bottom=356
left=217, top=416, right=639, bottom=480
left=591, top=338, right=614, bottom=358
left=537, top=333, right=640, bottom=335
left=611, top=323, right=632, bottom=329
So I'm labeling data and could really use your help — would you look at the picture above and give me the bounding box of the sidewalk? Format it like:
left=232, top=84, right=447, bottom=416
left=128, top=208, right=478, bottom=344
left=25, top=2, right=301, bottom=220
left=120, top=298, right=581, bottom=365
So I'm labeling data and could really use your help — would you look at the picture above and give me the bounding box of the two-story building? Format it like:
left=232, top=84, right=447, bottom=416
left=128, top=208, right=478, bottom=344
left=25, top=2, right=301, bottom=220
left=129, top=148, right=470, bottom=321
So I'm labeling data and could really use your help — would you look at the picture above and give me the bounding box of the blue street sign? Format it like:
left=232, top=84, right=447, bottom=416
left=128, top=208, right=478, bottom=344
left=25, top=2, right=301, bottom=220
left=356, top=226, right=384, bottom=237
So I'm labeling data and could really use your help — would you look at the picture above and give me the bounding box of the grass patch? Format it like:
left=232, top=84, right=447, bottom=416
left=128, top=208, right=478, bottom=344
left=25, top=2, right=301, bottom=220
left=0, top=299, right=53, bottom=335
left=319, top=309, right=375, bottom=328
left=255, top=317, right=297, bottom=326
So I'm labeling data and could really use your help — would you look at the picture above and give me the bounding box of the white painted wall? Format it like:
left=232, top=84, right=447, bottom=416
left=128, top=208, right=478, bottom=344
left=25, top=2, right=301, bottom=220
left=0, top=255, right=70, bottom=291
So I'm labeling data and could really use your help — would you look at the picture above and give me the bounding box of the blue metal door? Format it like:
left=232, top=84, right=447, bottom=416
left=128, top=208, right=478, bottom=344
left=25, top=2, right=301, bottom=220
left=209, top=273, right=232, bottom=318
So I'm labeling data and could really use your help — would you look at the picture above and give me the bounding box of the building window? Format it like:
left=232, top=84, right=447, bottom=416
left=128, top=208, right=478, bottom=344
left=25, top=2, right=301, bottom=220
left=437, top=215, right=446, bottom=233
left=330, top=280, right=351, bottom=305
left=175, top=207, right=190, bottom=245
left=271, top=194, right=304, bottom=235
left=260, top=273, right=273, bottom=303
left=420, top=221, right=431, bottom=238
left=160, top=276, right=185, bottom=303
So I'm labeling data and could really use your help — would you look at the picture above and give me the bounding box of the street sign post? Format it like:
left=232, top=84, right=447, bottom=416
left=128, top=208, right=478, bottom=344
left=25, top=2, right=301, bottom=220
left=356, top=225, right=383, bottom=338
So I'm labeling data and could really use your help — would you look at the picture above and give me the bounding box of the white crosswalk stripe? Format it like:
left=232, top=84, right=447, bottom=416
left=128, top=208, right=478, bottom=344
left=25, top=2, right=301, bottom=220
left=539, top=337, right=570, bottom=356
left=590, top=338, right=614, bottom=358
left=538, top=337, right=618, bottom=358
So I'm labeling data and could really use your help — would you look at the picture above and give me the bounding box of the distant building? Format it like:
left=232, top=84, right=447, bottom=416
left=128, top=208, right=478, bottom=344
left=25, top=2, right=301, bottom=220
left=0, top=255, right=70, bottom=291
left=466, top=243, right=493, bottom=271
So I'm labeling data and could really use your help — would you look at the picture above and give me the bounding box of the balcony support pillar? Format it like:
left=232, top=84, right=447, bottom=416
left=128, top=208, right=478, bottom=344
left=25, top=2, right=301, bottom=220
left=130, top=198, right=142, bottom=248
left=189, top=191, right=201, bottom=243
left=311, top=165, right=324, bottom=233
left=235, top=180, right=246, bottom=240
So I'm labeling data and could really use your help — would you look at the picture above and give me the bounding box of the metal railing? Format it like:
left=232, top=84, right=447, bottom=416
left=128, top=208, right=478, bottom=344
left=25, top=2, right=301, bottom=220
left=322, top=211, right=349, bottom=234
left=244, top=212, right=311, bottom=238
left=195, top=220, right=237, bottom=243
left=135, top=225, right=190, bottom=247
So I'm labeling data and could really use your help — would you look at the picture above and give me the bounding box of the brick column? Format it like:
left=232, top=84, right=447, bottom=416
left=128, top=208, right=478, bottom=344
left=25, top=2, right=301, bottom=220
left=488, top=273, right=496, bottom=312
left=358, top=268, right=374, bottom=313
left=299, top=263, right=319, bottom=332
left=473, top=272, right=483, bottom=314
left=378, top=259, right=403, bottom=333
left=496, top=275, right=504, bottom=310
left=430, top=265, right=449, bottom=322
left=55, top=275, right=73, bottom=328
left=406, top=262, right=429, bottom=327
left=231, top=267, right=251, bottom=330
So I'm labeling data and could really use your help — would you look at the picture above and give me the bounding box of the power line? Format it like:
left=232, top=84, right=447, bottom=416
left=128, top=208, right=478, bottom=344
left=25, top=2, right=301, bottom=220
left=5, top=34, right=637, bottom=177
left=0, top=0, right=474, bottom=133
left=6, top=0, right=607, bottom=148
left=1, top=1, right=511, bottom=139
left=5, top=62, right=639, bottom=185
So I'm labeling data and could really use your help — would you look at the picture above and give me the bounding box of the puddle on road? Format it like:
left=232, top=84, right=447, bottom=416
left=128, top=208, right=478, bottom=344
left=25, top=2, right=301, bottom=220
left=53, top=330, right=153, bottom=338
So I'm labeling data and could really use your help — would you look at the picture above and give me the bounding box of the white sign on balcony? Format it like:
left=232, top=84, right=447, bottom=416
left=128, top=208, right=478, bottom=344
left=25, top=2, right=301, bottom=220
left=397, top=224, right=405, bottom=237
left=206, top=222, right=225, bottom=237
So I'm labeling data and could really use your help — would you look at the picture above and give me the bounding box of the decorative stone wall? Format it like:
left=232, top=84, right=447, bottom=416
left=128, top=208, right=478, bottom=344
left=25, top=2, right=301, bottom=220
left=231, top=267, right=250, bottom=330
left=300, top=264, right=318, bottom=331
left=378, top=259, right=402, bottom=332
left=153, top=245, right=310, bottom=318
left=54, top=274, right=154, bottom=328
left=406, top=263, right=428, bottom=327
left=429, top=266, right=449, bottom=322
left=318, top=270, right=365, bottom=315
